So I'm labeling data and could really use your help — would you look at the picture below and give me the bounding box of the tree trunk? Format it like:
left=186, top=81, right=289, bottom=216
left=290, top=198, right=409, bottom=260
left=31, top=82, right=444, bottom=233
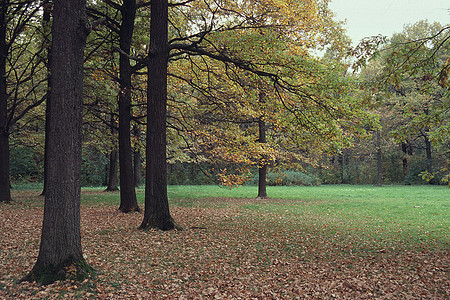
left=41, top=7, right=52, bottom=196
left=41, top=101, right=49, bottom=196
left=118, top=0, right=139, bottom=212
left=257, top=93, right=268, bottom=199
left=0, top=130, right=10, bottom=203
left=133, top=149, right=141, bottom=187
left=376, top=130, right=382, bottom=187
left=0, top=1, right=11, bottom=203
left=338, top=153, right=344, bottom=184
left=105, top=114, right=119, bottom=191
left=22, top=0, right=92, bottom=284
left=140, top=0, right=177, bottom=231
left=105, top=149, right=119, bottom=191
left=257, top=164, right=268, bottom=199
left=133, top=125, right=142, bottom=187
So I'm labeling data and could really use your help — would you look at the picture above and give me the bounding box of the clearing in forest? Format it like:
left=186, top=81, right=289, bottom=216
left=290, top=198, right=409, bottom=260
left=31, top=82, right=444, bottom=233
left=1, top=186, right=448, bottom=298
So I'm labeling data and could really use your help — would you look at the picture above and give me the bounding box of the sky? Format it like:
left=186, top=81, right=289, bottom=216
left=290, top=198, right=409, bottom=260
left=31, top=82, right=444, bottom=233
left=329, top=0, right=449, bottom=45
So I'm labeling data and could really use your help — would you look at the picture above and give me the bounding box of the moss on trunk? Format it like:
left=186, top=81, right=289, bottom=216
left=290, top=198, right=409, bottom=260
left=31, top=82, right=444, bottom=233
left=21, top=257, right=94, bottom=285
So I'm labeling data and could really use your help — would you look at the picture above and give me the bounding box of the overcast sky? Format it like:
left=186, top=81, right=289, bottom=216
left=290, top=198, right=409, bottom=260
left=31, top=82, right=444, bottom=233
left=329, top=0, right=449, bottom=45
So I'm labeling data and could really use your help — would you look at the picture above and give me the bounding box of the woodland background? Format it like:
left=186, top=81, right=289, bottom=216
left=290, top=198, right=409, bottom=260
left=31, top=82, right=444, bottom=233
left=4, top=3, right=449, bottom=191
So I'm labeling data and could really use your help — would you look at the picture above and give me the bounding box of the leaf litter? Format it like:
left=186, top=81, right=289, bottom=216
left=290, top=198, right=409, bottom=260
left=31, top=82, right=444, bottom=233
left=0, top=192, right=448, bottom=299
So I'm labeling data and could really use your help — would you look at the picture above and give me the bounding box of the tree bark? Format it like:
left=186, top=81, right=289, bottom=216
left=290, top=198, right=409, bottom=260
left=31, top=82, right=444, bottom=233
left=118, top=0, right=139, bottom=212
left=338, top=153, right=344, bottom=184
left=41, top=5, right=52, bottom=196
left=0, top=130, right=10, bottom=203
left=133, top=149, right=141, bottom=187
left=0, top=1, right=11, bottom=203
left=105, top=114, right=119, bottom=191
left=105, top=149, right=119, bottom=191
left=133, top=125, right=142, bottom=187
left=140, top=0, right=177, bottom=231
left=41, top=100, right=49, bottom=196
left=22, top=0, right=92, bottom=284
left=258, top=163, right=268, bottom=198
left=257, top=92, right=268, bottom=199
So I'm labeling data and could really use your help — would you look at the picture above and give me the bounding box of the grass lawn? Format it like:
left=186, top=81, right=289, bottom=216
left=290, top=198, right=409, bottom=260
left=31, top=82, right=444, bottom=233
left=1, top=184, right=448, bottom=298
left=79, top=184, right=448, bottom=245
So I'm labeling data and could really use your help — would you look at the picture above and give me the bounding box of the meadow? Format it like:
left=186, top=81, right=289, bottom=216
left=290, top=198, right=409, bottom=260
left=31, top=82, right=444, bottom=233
left=1, top=185, right=448, bottom=298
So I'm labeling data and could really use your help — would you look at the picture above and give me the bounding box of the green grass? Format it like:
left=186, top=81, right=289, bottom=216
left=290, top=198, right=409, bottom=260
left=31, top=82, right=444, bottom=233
left=4, top=184, right=449, bottom=298
left=244, top=187, right=448, bottom=248
left=81, top=185, right=449, bottom=245
left=10, top=184, right=449, bottom=247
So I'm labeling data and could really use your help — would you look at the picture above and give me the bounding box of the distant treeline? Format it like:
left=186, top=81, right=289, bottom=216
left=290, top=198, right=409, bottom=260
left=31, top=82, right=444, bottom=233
left=10, top=144, right=444, bottom=187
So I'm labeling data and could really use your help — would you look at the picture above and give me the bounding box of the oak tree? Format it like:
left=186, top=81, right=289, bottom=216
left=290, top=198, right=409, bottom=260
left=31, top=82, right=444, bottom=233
left=22, top=0, right=93, bottom=284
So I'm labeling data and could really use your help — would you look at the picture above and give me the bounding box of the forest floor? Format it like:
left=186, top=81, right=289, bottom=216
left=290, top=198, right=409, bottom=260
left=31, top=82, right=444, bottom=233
left=0, top=189, right=448, bottom=299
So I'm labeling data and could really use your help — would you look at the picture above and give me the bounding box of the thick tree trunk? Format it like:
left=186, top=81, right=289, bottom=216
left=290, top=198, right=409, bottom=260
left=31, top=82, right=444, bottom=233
left=0, top=1, right=11, bottom=203
left=41, top=101, right=49, bottom=196
left=22, top=0, right=92, bottom=284
left=257, top=164, right=268, bottom=199
left=141, top=0, right=177, bottom=231
left=0, top=130, right=10, bottom=203
left=257, top=93, right=268, bottom=199
left=118, top=0, right=139, bottom=212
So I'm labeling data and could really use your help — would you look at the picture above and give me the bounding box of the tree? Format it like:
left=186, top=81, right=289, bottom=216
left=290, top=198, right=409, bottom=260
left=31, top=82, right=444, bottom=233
left=0, top=0, right=10, bottom=202
left=166, top=0, right=369, bottom=189
left=22, top=0, right=93, bottom=284
left=257, top=91, right=268, bottom=199
left=117, top=0, right=140, bottom=212
left=368, top=21, right=449, bottom=184
left=86, top=0, right=141, bottom=211
left=140, top=0, right=177, bottom=230
left=138, top=0, right=372, bottom=228
left=40, top=0, right=53, bottom=196
left=0, top=1, right=43, bottom=202
left=133, top=124, right=143, bottom=187
left=105, top=115, right=119, bottom=191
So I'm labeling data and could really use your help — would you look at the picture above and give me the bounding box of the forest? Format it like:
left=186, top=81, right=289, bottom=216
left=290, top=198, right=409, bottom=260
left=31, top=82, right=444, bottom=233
left=0, top=0, right=449, bottom=296
left=2, top=2, right=449, bottom=195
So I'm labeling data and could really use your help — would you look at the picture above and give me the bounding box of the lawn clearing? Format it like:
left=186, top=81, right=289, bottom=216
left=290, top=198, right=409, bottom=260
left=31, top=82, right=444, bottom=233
left=1, top=186, right=448, bottom=298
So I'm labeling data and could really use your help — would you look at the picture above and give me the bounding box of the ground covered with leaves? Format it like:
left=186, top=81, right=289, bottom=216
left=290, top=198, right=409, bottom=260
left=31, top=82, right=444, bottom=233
left=1, top=191, right=448, bottom=299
